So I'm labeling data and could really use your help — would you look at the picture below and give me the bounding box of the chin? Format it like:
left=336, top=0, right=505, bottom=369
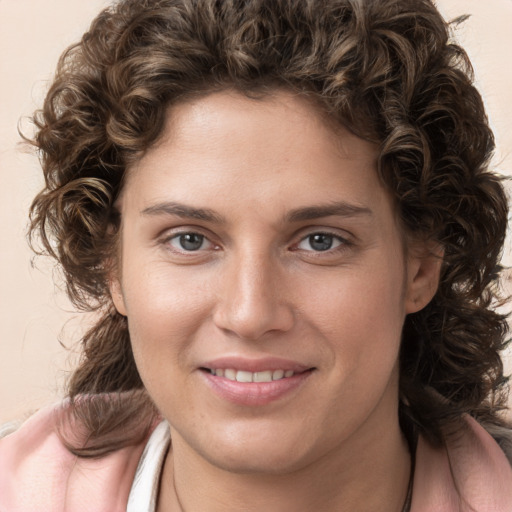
left=206, top=448, right=310, bottom=476
left=193, top=427, right=318, bottom=475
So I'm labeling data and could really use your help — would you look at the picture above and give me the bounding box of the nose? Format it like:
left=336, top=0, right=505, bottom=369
left=213, top=251, right=295, bottom=341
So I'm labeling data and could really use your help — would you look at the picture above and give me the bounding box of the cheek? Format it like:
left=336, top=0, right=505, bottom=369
left=123, top=251, right=212, bottom=317
left=300, top=256, right=407, bottom=385
left=303, top=263, right=406, bottom=338
left=120, top=260, right=216, bottom=373
left=309, top=270, right=405, bottom=413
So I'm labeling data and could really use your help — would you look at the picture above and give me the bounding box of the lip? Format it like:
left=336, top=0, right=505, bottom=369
left=200, top=356, right=311, bottom=373
left=199, top=356, right=314, bottom=406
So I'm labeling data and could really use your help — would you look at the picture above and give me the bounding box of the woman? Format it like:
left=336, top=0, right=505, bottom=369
left=1, top=0, right=511, bottom=510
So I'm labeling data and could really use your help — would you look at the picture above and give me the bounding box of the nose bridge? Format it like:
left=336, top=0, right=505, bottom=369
left=237, top=250, right=273, bottom=307
left=214, top=245, right=293, bottom=340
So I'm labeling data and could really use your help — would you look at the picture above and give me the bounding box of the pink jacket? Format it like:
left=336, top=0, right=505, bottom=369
left=1, top=402, right=511, bottom=511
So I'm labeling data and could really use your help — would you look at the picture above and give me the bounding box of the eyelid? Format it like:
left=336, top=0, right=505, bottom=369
left=159, top=226, right=220, bottom=253
left=296, top=233, right=345, bottom=251
left=169, top=233, right=213, bottom=252
left=292, top=226, right=352, bottom=245
left=157, top=225, right=354, bottom=255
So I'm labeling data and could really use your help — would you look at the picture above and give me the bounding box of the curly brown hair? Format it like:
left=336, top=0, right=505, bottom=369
left=28, top=0, right=509, bottom=453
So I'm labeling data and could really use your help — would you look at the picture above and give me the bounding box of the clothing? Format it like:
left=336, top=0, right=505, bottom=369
left=1, top=400, right=512, bottom=511
left=127, top=421, right=170, bottom=512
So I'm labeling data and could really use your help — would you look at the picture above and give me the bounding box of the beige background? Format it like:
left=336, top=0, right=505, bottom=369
left=1, top=0, right=512, bottom=423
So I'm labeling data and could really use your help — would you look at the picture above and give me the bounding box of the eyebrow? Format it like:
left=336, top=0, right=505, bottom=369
left=285, top=202, right=373, bottom=223
left=141, top=200, right=373, bottom=224
left=141, top=201, right=225, bottom=223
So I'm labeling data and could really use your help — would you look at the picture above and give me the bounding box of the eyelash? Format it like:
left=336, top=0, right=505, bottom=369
left=160, top=229, right=352, bottom=256
left=162, top=231, right=218, bottom=253
left=293, top=232, right=351, bottom=253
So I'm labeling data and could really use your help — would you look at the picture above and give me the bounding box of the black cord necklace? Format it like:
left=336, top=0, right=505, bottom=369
left=401, top=423, right=418, bottom=512
left=171, top=428, right=417, bottom=512
left=401, top=466, right=414, bottom=512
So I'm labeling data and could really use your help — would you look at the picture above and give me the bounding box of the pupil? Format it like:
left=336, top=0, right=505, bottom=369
left=310, top=234, right=333, bottom=251
left=180, top=233, right=203, bottom=251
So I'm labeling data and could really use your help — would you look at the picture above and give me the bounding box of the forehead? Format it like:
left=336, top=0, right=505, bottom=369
left=120, top=90, right=388, bottom=222
left=160, top=90, right=376, bottom=164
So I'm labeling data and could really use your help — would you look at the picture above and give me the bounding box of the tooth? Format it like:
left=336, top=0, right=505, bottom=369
left=253, top=371, right=273, bottom=382
left=272, top=369, right=285, bottom=380
left=224, top=369, right=236, bottom=381
left=236, top=370, right=253, bottom=382
left=213, top=368, right=296, bottom=382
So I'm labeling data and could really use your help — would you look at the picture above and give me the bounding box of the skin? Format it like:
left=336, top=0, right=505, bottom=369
left=111, top=90, right=441, bottom=511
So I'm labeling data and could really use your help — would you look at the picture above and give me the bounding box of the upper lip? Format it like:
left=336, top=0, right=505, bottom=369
left=200, top=356, right=313, bottom=373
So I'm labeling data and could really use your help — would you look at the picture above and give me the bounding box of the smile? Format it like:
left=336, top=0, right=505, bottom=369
left=200, top=364, right=314, bottom=406
left=207, top=368, right=295, bottom=382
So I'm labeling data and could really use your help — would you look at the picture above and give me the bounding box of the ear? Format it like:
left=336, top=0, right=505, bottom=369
left=105, top=213, right=127, bottom=316
left=404, top=241, right=443, bottom=314
left=108, top=269, right=127, bottom=316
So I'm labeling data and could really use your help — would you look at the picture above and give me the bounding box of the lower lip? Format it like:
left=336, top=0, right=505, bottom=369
left=201, top=370, right=313, bottom=406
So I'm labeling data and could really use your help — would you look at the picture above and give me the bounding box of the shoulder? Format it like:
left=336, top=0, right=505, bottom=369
left=482, top=420, right=512, bottom=466
left=0, top=401, right=78, bottom=510
left=0, top=395, right=154, bottom=512
left=411, top=415, right=512, bottom=512
left=0, top=419, right=23, bottom=439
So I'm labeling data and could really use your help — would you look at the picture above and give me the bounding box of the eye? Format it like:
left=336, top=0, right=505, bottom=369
left=167, top=232, right=213, bottom=252
left=296, top=233, right=344, bottom=252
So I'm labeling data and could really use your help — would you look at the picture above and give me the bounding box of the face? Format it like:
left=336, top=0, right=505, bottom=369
left=111, top=90, right=438, bottom=474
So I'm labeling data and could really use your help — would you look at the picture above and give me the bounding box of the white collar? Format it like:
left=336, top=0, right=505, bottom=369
left=127, top=420, right=171, bottom=512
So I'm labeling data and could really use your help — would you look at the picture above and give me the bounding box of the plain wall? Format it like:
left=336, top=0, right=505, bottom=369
left=1, top=0, right=512, bottom=423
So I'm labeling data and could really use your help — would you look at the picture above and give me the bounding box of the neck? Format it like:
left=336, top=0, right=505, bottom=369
left=157, top=402, right=411, bottom=512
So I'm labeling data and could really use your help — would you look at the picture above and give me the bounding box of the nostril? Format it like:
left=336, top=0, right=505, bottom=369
left=212, top=301, right=295, bottom=341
